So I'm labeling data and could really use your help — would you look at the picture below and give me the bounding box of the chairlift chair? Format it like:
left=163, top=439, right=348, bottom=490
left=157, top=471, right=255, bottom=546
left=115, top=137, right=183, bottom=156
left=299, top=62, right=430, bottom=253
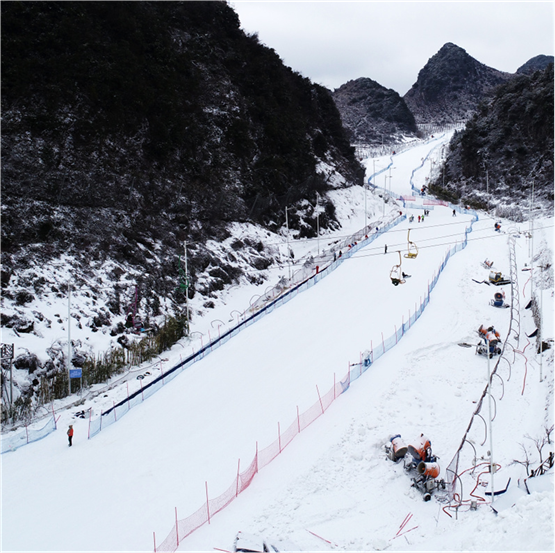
left=404, top=228, right=418, bottom=259
left=391, top=251, right=406, bottom=286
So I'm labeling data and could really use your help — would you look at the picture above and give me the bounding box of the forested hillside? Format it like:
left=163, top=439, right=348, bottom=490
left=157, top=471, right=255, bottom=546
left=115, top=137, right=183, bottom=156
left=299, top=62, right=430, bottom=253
left=429, top=64, right=554, bottom=217
left=1, top=1, right=363, bottom=299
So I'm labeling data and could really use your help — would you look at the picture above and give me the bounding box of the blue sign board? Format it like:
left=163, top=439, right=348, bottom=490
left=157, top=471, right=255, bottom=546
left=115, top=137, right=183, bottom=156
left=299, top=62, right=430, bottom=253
left=70, top=369, right=82, bottom=379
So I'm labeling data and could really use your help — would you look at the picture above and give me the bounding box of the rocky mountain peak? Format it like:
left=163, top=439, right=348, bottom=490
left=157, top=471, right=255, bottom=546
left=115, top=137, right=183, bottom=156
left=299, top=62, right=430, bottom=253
left=403, top=42, right=513, bottom=124
left=332, top=77, right=417, bottom=144
left=517, top=54, right=555, bottom=75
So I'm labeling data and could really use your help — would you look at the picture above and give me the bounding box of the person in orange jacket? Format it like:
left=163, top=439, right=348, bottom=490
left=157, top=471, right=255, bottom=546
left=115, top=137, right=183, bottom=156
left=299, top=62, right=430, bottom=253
left=67, top=424, right=74, bottom=447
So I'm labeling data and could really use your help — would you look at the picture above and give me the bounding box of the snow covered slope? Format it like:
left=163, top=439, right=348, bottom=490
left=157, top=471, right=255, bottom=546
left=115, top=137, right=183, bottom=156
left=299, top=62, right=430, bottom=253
left=2, top=134, right=553, bottom=553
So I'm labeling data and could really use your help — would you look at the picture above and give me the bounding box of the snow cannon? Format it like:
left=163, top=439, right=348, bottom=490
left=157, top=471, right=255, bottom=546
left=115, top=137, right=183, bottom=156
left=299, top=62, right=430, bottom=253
left=389, top=435, right=408, bottom=461
left=417, top=461, right=440, bottom=478
left=492, top=292, right=505, bottom=307
left=407, top=434, right=431, bottom=462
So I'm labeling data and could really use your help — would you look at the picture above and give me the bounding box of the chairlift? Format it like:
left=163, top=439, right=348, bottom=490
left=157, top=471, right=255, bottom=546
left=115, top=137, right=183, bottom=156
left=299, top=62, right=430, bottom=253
left=404, top=228, right=418, bottom=259
left=390, top=251, right=406, bottom=286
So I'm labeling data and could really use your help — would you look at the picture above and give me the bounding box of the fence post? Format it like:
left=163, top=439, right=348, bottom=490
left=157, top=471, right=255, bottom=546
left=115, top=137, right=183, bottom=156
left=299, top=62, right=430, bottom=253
left=153, top=531, right=156, bottom=553
left=25, top=424, right=29, bottom=444
left=175, top=507, right=179, bottom=547
left=316, top=385, right=324, bottom=414
left=297, top=406, right=301, bottom=433
left=395, top=325, right=398, bottom=344
left=140, top=378, right=144, bottom=401
left=113, top=401, right=117, bottom=422
left=126, top=381, right=130, bottom=411
left=382, top=332, right=385, bottom=354
left=278, top=422, right=282, bottom=453
left=236, top=459, right=241, bottom=497
left=255, top=441, right=259, bottom=474
left=161, top=361, right=165, bottom=385
left=205, top=481, right=210, bottom=524
left=88, top=409, right=92, bottom=439
left=333, top=373, right=336, bottom=399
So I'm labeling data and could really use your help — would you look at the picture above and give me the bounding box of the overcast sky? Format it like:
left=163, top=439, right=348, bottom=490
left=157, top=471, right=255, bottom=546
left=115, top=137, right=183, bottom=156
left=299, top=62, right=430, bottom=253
left=231, top=1, right=554, bottom=95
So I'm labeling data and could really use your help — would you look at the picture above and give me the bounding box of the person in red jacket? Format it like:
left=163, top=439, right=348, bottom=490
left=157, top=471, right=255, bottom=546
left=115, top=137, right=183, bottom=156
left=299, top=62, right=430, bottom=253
left=67, top=425, right=74, bottom=447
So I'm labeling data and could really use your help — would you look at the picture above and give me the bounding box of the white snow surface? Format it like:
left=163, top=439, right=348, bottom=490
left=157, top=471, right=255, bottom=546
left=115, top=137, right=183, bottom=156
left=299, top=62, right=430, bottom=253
left=2, top=134, right=554, bottom=553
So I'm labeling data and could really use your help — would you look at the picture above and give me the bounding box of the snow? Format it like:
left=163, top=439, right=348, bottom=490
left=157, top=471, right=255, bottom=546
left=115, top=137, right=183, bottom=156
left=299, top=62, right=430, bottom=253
left=2, top=133, right=553, bottom=553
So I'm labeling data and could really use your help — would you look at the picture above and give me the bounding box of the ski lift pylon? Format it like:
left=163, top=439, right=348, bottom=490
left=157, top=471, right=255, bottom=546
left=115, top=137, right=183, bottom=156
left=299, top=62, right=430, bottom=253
left=404, top=228, right=418, bottom=259
left=390, top=251, right=406, bottom=286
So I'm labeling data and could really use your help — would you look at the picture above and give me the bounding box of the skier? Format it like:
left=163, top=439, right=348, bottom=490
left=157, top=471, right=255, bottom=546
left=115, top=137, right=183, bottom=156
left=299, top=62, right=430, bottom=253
left=494, top=222, right=501, bottom=232
left=384, top=244, right=388, bottom=254
left=452, top=209, right=456, bottom=217
left=67, top=425, right=74, bottom=447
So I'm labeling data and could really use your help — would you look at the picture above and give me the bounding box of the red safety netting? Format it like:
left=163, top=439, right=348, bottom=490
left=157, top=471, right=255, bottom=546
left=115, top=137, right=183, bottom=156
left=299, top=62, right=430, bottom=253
left=154, top=208, right=481, bottom=552
left=237, top=454, right=258, bottom=494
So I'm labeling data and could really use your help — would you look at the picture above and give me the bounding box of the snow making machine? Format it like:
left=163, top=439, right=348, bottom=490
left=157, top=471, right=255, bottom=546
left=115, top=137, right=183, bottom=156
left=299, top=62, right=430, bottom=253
left=385, top=434, right=446, bottom=501
left=490, top=290, right=509, bottom=309
left=476, top=325, right=502, bottom=358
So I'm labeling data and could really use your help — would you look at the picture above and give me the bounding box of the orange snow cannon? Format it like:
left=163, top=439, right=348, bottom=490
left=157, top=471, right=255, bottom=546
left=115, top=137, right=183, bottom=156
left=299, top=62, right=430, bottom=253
left=408, top=434, right=431, bottom=461
left=417, top=461, right=440, bottom=478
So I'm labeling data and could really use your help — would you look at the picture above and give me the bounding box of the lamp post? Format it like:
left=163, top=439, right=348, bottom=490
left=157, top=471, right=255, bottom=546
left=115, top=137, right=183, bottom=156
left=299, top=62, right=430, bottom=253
left=364, top=182, right=367, bottom=231
left=316, top=193, right=320, bottom=255
left=285, top=207, right=291, bottom=280
left=184, top=241, right=190, bottom=334
left=67, top=282, right=72, bottom=396
left=487, top=339, right=495, bottom=502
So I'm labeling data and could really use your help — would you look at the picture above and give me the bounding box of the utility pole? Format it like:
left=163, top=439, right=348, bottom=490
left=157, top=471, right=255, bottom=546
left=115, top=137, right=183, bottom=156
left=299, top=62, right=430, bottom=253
left=487, top=340, right=495, bottom=502
left=382, top=174, right=387, bottom=217
left=67, top=282, right=72, bottom=396
left=285, top=207, right=291, bottom=280
left=530, top=179, right=535, bottom=301
left=316, top=193, right=320, bottom=256
left=184, top=241, right=189, bottom=335
left=364, top=182, right=367, bottom=231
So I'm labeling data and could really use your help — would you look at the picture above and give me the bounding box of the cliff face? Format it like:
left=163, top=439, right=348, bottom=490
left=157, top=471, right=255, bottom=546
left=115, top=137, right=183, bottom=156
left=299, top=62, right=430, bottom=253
left=403, top=43, right=513, bottom=125
left=1, top=0, right=363, bottom=301
left=332, top=78, right=418, bottom=144
left=429, top=64, right=554, bottom=217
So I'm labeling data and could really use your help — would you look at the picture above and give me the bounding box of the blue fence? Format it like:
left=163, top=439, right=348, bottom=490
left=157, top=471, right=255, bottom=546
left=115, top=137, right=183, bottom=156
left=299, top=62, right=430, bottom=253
left=1, top=415, right=57, bottom=454
left=88, top=215, right=407, bottom=438
left=339, top=208, right=479, bottom=389
left=3, top=194, right=477, bottom=452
